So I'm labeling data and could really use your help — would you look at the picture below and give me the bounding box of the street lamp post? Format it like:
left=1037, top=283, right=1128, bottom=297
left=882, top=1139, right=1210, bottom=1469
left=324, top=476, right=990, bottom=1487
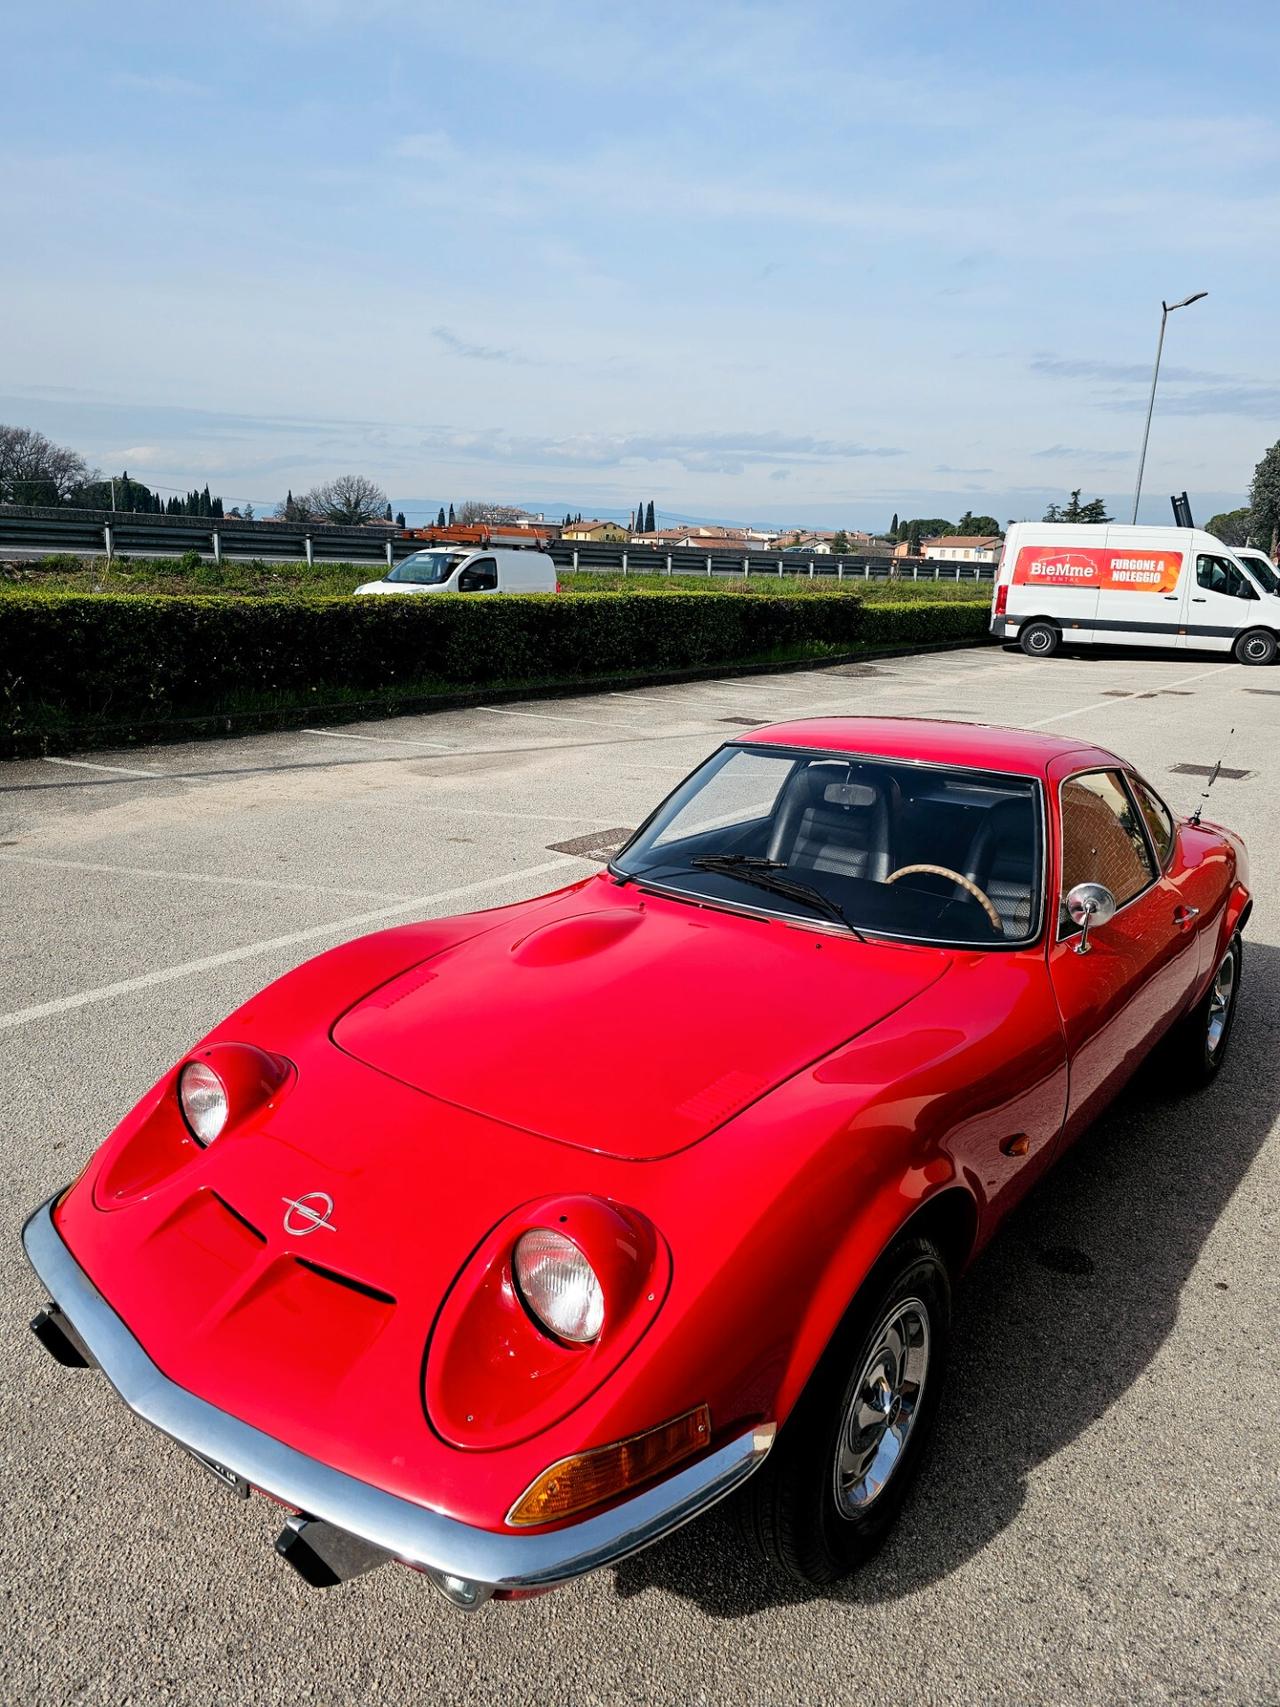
left=1131, top=291, right=1208, bottom=524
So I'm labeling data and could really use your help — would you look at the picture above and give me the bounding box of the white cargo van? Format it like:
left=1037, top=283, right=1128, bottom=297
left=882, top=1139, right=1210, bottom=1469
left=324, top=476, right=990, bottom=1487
left=355, top=546, right=557, bottom=597
left=990, top=523, right=1280, bottom=664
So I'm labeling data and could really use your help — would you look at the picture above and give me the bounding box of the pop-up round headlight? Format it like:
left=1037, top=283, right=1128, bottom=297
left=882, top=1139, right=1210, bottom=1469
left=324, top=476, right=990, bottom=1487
left=514, top=1228, right=605, bottom=1344
left=178, top=1060, right=229, bottom=1144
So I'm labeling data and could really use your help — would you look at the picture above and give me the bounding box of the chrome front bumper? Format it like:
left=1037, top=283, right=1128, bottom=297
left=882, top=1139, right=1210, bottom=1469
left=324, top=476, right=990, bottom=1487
left=22, top=1197, right=774, bottom=1607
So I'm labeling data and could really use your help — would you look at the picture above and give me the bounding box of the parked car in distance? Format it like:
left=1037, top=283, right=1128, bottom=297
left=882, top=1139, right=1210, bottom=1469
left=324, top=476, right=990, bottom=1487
left=991, top=522, right=1280, bottom=663
left=355, top=547, right=557, bottom=597
left=23, top=718, right=1250, bottom=1610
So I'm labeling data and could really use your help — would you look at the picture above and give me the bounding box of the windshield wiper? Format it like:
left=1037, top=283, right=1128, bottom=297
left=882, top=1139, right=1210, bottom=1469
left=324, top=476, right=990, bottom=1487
left=689, top=855, right=867, bottom=941
left=691, top=854, right=787, bottom=869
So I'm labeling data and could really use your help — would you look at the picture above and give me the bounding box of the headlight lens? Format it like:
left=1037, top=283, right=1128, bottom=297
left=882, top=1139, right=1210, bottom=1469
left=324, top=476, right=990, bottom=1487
left=178, top=1060, right=229, bottom=1144
left=514, top=1228, right=605, bottom=1344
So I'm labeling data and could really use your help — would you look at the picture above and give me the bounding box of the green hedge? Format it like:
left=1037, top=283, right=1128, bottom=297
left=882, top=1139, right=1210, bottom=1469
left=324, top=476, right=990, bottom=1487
left=0, top=589, right=989, bottom=751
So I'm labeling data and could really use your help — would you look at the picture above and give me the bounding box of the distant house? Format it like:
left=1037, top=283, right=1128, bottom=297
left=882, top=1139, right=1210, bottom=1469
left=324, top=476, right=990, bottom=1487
left=563, top=519, right=629, bottom=543
left=921, top=534, right=1003, bottom=564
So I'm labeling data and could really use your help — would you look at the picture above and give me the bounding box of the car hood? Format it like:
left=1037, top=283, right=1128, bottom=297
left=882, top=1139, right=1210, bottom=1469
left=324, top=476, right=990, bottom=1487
left=332, top=887, right=952, bottom=1159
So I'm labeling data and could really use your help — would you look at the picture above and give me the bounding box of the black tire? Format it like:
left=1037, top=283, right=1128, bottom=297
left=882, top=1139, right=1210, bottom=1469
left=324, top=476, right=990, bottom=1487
left=1019, top=620, right=1060, bottom=658
left=738, top=1237, right=950, bottom=1585
left=1166, top=934, right=1242, bottom=1088
left=1233, top=629, right=1277, bottom=666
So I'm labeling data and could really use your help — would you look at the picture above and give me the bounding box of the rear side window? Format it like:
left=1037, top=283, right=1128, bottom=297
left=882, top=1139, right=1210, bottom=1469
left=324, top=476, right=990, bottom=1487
left=1196, top=555, right=1256, bottom=600
left=1059, top=771, right=1155, bottom=918
left=1127, top=775, right=1175, bottom=869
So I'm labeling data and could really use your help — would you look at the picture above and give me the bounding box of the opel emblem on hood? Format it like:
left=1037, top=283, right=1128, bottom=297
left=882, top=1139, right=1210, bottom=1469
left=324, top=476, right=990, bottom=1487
left=281, top=1191, right=336, bottom=1237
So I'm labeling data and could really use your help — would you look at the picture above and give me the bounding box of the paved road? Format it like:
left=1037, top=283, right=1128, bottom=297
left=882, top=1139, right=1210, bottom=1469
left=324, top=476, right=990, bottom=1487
left=3, top=645, right=1276, bottom=1706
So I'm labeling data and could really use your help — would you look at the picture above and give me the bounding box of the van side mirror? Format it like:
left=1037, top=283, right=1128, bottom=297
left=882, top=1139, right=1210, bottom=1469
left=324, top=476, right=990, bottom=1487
left=1066, top=883, right=1117, bottom=955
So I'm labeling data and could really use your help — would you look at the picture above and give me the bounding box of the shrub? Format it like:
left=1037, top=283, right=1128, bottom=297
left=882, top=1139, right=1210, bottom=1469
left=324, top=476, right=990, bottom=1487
left=0, top=589, right=990, bottom=750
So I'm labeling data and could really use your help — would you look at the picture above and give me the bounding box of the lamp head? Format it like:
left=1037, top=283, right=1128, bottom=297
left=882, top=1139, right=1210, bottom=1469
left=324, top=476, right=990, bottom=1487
left=1165, top=291, right=1208, bottom=312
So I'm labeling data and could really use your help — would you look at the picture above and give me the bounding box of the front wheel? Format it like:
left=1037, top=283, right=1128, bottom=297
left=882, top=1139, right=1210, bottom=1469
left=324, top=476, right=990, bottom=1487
left=1019, top=620, right=1060, bottom=658
left=1234, top=628, right=1278, bottom=666
left=737, top=1237, right=950, bottom=1584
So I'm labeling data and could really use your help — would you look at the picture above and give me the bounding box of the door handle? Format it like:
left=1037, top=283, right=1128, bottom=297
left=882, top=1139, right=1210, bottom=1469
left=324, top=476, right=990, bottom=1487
left=1174, top=905, right=1200, bottom=928
left=1162, top=594, right=1178, bottom=601
left=1191, top=597, right=1206, bottom=603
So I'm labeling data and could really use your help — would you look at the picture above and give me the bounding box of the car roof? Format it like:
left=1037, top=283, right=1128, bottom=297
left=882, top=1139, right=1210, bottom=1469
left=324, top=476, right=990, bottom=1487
left=741, top=716, right=1117, bottom=777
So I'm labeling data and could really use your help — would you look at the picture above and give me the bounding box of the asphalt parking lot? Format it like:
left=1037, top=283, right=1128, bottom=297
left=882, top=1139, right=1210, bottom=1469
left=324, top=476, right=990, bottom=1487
left=3, top=642, right=1277, bottom=1706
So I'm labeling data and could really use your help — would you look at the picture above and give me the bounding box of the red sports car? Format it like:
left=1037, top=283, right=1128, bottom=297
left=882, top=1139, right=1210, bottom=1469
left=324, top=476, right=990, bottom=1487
left=23, top=718, right=1250, bottom=1609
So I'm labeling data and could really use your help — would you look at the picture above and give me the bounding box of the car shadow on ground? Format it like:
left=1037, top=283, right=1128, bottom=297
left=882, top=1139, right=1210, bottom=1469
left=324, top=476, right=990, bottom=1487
left=613, top=938, right=1279, bottom=1616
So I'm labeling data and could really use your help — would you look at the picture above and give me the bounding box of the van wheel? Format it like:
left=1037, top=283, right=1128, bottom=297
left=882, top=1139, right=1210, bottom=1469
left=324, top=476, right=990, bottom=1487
left=1234, top=629, right=1278, bottom=666
left=1019, top=620, right=1060, bottom=658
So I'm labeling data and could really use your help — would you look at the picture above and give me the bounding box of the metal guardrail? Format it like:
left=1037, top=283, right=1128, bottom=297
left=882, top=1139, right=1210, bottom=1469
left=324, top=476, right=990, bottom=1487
left=0, top=504, right=997, bottom=583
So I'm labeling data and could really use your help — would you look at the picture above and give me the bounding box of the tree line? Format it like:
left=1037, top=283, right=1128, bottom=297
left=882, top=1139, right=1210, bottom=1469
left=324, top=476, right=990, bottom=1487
left=6, top=421, right=1277, bottom=557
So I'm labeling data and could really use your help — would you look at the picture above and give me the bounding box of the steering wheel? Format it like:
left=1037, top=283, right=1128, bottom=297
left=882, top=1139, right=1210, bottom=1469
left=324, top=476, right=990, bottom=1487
left=883, top=864, right=1003, bottom=936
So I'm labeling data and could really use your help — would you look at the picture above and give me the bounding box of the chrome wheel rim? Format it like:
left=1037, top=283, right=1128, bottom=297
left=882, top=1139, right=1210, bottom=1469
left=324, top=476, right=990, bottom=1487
left=1207, top=950, right=1236, bottom=1055
left=833, top=1297, right=930, bottom=1516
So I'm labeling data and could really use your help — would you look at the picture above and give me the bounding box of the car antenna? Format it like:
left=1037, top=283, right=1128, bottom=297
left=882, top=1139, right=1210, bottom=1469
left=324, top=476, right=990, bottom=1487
left=1189, top=728, right=1234, bottom=826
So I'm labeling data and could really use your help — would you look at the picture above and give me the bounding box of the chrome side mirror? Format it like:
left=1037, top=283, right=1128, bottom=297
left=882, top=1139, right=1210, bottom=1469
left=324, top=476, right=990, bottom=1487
left=1066, top=882, right=1117, bottom=955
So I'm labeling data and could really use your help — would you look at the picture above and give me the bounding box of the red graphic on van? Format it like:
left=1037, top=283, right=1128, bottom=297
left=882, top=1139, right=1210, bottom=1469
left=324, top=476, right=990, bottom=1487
left=1013, top=547, right=1181, bottom=594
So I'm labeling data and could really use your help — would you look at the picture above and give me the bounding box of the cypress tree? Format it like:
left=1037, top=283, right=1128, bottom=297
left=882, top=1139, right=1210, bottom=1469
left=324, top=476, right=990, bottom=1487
left=384, top=502, right=393, bottom=522
left=436, top=506, right=446, bottom=527
left=645, top=499, right=655, bottom=532
left=395, top=511, right=406, bottom=528
left=890, top=511, right=899, bottom=536
left=447, top=503, right=455, bottom=525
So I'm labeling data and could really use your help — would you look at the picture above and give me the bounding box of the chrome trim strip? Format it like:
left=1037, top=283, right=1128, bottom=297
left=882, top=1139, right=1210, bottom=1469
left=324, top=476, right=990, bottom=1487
left=21, top=1198, right=774, bottom=1593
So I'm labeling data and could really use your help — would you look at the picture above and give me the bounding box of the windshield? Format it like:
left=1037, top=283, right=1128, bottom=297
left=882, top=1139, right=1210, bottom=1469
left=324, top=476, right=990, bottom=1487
left=385, top=550, right=465, bottom=585
left=613, top=744, right=1043, bottom=947
left=1238, top=552, right=1280, bottom=595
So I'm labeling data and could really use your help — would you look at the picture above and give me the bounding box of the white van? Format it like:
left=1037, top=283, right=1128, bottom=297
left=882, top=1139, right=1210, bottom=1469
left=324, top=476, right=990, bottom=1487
left=355, top=547, right=557, bottom=597
left=991, top=523, right=1280, bottom=664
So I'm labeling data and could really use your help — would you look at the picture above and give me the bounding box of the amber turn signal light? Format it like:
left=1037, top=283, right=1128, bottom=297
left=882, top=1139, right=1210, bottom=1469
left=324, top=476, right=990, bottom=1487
left=506, top=1404, right=711, bottom=1527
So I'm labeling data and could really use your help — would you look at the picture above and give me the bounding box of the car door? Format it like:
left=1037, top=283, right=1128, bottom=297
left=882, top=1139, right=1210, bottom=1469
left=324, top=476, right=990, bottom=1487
left=457, top=556, right=499, bottom=594
left=1046, top=762, right=1200, bottom=1145
left=1182, top=552, right=1262, bottom=651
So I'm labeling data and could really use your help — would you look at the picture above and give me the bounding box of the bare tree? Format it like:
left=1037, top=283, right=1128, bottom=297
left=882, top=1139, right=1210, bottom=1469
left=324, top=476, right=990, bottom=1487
left=456, top=499, right=528, bottom=525
left=296, top=474, right=389, bottom=526
left=0, top=424, right=92, bottom=503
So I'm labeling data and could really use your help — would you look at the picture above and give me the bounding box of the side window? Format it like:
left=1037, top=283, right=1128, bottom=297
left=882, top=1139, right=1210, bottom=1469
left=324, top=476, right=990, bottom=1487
left=458, top=557, right=498, bottom=592
left=1059, top=771, right=1156, bottom=921
left=1127, top=774, right=1175, bottom=869
left=1197, top=555, right=1257, bottom=600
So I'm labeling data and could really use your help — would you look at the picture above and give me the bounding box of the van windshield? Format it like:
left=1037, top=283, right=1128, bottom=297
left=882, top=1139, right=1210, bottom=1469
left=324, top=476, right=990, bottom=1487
left=385, top=550, right=465, bottom=585
left=612, top=744, right=1043, bottom=947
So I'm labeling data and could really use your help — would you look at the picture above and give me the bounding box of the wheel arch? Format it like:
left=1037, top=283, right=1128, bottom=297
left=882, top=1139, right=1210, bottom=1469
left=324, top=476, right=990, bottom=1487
left=769, top=1177, right=980, bottom=1431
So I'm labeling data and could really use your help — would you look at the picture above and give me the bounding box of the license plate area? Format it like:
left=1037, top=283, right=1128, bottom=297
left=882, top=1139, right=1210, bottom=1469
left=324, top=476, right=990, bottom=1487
left=189, top=1448, right=250, bottom=1499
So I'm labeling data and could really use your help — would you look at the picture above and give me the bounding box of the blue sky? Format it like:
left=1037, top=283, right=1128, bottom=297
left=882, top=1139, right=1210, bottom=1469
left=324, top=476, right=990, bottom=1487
left=2, top=0, right=1278, bottom=528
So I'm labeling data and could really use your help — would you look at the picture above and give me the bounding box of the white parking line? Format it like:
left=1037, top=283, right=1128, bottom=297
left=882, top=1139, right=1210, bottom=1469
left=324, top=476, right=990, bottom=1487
left=301, top=728, right=453, bottom=750
left=1027, top=663, right=1234, bottom=728
left=42, top=756, right=172, bottom=779
left=0, top=858, right=578, bottom=1035
left=0, top=852, right=412, bottom=900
